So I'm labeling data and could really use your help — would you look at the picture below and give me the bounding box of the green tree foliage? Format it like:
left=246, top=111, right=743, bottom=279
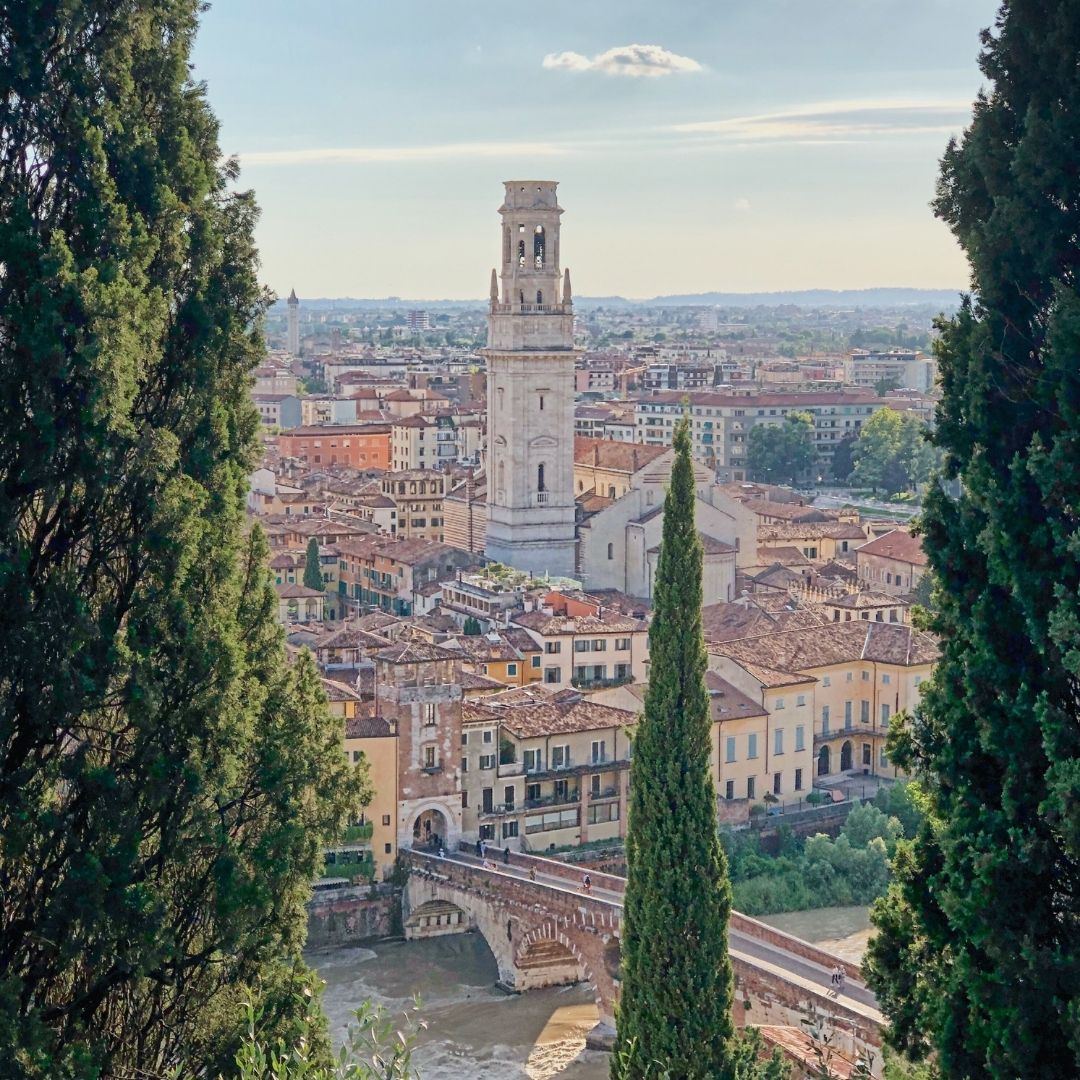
left=864, top=3, right=1080, bottom=1075
left=720, top=801, right=910, bottom=917
left=462, top=616, right=482, bottom=636
left=0, top=5, right=365, bottom=1077
left=874, top=376, right=901, bottom=397
left=851, top=410, right=938, bottom=494
left=614, top=417, right=737, bottom=1078
left=746, top=411, right=817, bottom=487
left=304, top=536, right=325, bottom=591
left=830, top=433, right=858, bottom=483
left=225, top=998, right=422, bottom=1080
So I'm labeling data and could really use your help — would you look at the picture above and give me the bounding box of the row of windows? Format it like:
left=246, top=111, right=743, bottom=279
left=725, top=727, right=807, bottom=762
left=724, top=769, right=805, bottom=801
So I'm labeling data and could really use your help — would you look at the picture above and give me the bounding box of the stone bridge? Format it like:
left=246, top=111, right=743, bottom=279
left=402, top=847, right=885, bottom=1067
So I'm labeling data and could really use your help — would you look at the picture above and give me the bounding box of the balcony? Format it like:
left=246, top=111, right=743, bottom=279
left=421, top=765, right=444, bottom=775
left=524, top=789, right=580, bottom=810
left=478, top=802, right=518, bottom=818
left=588, top=785, right=620, bottom=801
left=535, top=491, right=549, bottom=505
left=571, top=674, right=632, bottom=691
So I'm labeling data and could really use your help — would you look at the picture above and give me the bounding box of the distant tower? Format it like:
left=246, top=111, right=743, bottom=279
left=287, top=288, right=300, bottom=356
left=482, top=181, right=578, bottom=578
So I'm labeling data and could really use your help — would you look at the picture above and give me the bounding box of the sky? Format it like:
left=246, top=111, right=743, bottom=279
left=192, top=0, right=1000, bottom=300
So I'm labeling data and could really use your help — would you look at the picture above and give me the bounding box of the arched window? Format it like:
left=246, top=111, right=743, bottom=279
left=518, top=239, right=526, bottom=268
left=536, top=290, right=543, bottom=305
left=534, top=226, right=545, bottom=269
left=607, top=543, right=614, bottom=560
left=537, top=463, right=545, bottom=492
left=539, top=395, right=544, bottom=411
left=607, top=485, right=615, bottom=499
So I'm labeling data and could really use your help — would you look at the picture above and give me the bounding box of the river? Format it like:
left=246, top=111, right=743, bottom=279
left=313, top=906, right=871, bottom=1079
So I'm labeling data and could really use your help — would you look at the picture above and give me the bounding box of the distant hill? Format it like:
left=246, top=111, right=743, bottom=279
left=272, top=287, right=963, bottom=311
left=640, top=288, right=962, bottom=309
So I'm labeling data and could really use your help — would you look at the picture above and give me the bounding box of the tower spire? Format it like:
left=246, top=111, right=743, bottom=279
left=563, top=268, right=572, bottom=307
left=489, top=268, right=499, bottom=310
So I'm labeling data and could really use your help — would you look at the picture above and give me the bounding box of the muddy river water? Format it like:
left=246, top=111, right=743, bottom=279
left=313, top=906, right=871, bottom=1079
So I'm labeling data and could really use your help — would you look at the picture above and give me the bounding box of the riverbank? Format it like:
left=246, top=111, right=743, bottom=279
left=311, top=906, right=874, bottom=1079
left=759, top=905, right=873, bottom=965
left=313, top=935, right=607, bottom=1080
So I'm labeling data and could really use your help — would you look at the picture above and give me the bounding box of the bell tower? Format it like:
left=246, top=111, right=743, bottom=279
left=482, top=181, right=578, bottom=578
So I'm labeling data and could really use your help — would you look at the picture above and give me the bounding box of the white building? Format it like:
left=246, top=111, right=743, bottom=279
left=577, top=448, right=753, bottom=604
left=482, top=181, right=578, bottom=577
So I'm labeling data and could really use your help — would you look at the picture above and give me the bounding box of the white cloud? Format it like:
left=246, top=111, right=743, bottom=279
left=734, top=197, right=752, bottom=211
left=239, top=140, right=569, bottom=167
left=673, top=98, right=970, bottom=141
left=542, top=44, right=703, bottom=78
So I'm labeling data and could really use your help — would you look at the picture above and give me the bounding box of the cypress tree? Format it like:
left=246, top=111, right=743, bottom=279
left=0, top=4, right=364, bottom=1076
left=304, top=535, right=325, bottom=591
left=613, top=417, right=736, bottom=1079
left=865, top=2, right=1080, bottom=1076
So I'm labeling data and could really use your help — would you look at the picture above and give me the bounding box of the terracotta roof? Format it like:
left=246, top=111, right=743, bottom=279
left=705, top=671, right=769, bottom=721
left=828, top=590, right=910, bottom=610
left=573, top=437, right=669, bottom=474
left=275, top=583, right=325, bottom=599
left=760, top=522, right=868, bottom=541
left=345, top=716, right=395, bottom=739
left=711, top=620, right=937, bottom=676
left=321, top=678, right=362, bottom=702
left=512, top=610, right=647, bottom=635
left=464, top=694, right=637, bottom=739
left=757, top=546, right=811, bottom=567
left=376, top=640, right=460, bottom=664
left=460, top=670, right=509, bottom=692
left=742, top=498, right=831, bottom=523
left=856, top=529, right=928, bottom=566
left=700, top=533, right=737, bottom=556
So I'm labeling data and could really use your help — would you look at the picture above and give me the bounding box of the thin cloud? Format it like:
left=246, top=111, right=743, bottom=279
left=240, top=140, right=570, bottom=167
left=734, top=197, right=752, bottom=211
left=543, top=44, right=702, bottom=78
left=673, top=98, right=970, bottom=141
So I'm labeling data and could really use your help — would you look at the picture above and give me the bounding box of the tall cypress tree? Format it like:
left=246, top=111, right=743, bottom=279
left=0, top=4, right=363, bottom=1077
left=613, top=417, right=736, bottom=1079
left=304, top=535, right=325, bottom=591
left=865, top=2, right=1080, bottom=1076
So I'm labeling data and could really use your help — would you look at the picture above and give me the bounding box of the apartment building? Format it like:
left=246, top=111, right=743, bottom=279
left=855, top=529, right=928, bottom=595
left=380, top=470, right=445, bottom=542
left=708, top=619, right=937, bottom=784
left=276, top=424, right=391, bottom=470
left=635, top=390, right=887, bottom=479
left=512, top=597, right=649, bottom=691
left=461, top=686, right=635, bottom=849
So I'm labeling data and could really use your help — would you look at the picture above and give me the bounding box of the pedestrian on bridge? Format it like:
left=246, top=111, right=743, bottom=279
left=582, top=873, right=592, bottom=895
left=503, top=847, right=510, bottom=865
left=475, top=839, right=482, bottom=857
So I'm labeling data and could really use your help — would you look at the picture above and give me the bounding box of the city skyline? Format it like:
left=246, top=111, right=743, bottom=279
left=194, top=0, right=998, bottom=300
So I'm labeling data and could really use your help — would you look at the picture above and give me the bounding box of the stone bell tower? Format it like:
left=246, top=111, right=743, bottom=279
left=482, top=181, right=579, bottom=578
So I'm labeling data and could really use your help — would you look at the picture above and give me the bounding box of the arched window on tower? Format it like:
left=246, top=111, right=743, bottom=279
left=534, top=226, right=545, bottom=269
left=536, top=290, right=543, bottom=305
left=518, top=239, right=526, bottom=268
left=537, top=463, right=546, bottom=492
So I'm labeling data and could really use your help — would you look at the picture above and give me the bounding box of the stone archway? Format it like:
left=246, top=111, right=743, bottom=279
left=818, top=745, right=831, bottom=776
left=840, top=740, right=853, bottom=772
left=411, top=807, right=449, bottom=852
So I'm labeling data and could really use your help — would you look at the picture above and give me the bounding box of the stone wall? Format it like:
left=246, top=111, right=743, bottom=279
left=306, top=886, right=396, bottom=949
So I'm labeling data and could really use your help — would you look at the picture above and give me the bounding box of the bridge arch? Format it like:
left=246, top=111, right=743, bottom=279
left=404, top=898, right=469, bottom=936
